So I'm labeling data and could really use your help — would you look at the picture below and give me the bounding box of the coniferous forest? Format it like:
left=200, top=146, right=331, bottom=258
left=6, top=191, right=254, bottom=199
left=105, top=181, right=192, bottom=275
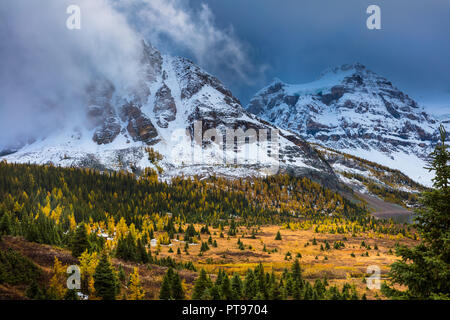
left=0, top=127, right=448, bottom=300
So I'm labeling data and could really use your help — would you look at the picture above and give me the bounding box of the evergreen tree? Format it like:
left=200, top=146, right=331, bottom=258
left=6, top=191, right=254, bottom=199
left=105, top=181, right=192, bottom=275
left=243, top=269, right=257, bottom=300
left=220, top=273, right=232, bottom=300
left=383, top=126, right=450, bottom=299
left=268, top=279, right=282, bottom=300
left=64, top=289, right=79, bottom=300
left=215, top=269, right=225, bottom=287
left=200, top=241, right=210, bottom=252
left=254, top=263, right=268, bottom=299
left=118, top=265, right=126, bottom=283
left=171, top=271, right=185, bottom=300
left=93, top=253, right=118, bottom=300
left=137, top=239, right=150, bottom=264
left=159, top=269, right=172, bottom=300
left=275, top=231, right=282, bottom=240
left=71, top=224, right=89, bottom=258
left=116, top=233, right=139, bottom=262
left=303, top=281, right=314, bottom=300
left=192, top=269, right=211, bottom=300
left=291, top=259, right=303, bottom=283
left=231, top=273, right=243, bottom=299
left=313, top=279, right=326, bottom=299
left=0, top=212, right=11, bottom=236
left=26, top=280, right=46, bottom=300
left=202, top=285, right=220, bottom=300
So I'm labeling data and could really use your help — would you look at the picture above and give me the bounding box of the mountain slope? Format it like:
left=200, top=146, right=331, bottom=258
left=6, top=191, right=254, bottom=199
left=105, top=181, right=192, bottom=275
left=1, top=41, right=336, bottom=186
left=247, top=63, right=445, bottom=186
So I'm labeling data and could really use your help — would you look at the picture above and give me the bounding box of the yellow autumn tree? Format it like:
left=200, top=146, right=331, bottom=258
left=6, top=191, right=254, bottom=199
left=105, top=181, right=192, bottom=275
left=128, top=267, right=145, bottom=300
left=78, top=250, right=101, bottom=299
left=48, top=257, right=67, bottom=299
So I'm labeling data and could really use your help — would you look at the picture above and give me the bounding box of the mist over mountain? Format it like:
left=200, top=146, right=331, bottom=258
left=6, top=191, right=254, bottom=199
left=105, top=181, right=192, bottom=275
left=0, top=0, right=144, bottom=149
left=0, top=0, right=262, bottom=150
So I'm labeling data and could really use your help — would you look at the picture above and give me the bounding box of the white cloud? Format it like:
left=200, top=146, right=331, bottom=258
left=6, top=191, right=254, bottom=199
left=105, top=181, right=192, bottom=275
left=0, top=0, right=142, bottom=148
left=0, top=0, right=263, bottom=149
left=112, top=0, right=265, bottom=85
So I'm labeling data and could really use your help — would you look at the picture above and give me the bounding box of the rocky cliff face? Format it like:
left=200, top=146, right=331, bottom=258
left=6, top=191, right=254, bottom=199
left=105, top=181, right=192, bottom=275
left=247, top=63, right=446, bottom=186
left=2, top=41, right=336, bottom=186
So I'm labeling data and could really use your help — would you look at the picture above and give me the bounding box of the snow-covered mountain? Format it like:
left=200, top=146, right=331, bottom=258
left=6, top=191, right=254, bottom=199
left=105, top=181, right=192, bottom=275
left=247, top=63, right=446, bottom=186
left=435, top=113, right=450, bottom=132
left=1, top=41, right=337, bottom=186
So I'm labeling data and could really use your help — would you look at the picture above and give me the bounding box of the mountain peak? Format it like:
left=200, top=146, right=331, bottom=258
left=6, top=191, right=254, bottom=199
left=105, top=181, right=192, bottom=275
left=271, top=77, right=284, bottom=84
left=2, top=41, right=336, bottom=184
left=247, top=63, right=441, bottom=186
left=318, top=62, right=370, bottom=80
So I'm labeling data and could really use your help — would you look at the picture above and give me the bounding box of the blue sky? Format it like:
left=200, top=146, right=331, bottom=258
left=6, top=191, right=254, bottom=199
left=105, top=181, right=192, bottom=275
left=179, top=0, right=450, bottom=114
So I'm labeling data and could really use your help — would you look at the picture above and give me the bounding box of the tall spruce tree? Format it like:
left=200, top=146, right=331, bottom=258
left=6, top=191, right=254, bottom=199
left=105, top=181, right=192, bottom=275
left=383, top=125, right=449, bottom=299
left=159, top=271, right=172, bottom=300
left=171, top=271, right=185, bottom=300
left=192, top=269, right=211, bottom=300
left=220, top=273, right=232, bottom=300
left=243, top=269, right=257, bottom=300
left=231, top=273, right=243, bottom=299
left=93, top=253, right=118, bottom=300
left=116, top=233, right=139, bottom=262
left=71, top=224, right=89, bottom=258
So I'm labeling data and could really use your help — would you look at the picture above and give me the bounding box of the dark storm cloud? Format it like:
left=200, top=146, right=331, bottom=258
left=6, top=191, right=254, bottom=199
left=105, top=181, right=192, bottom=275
left=189, top=0, right=450, bottom=112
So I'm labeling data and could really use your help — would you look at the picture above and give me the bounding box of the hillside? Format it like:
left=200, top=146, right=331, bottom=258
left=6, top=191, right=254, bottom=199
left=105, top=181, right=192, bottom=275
left=0, top=162, right=419, bottom=300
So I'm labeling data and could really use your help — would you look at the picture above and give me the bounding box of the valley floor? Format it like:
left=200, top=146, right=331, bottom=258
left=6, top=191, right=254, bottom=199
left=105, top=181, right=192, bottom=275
left=358, top=192, right=415, bottom=223
left=0, top=222, right=416, bottom=300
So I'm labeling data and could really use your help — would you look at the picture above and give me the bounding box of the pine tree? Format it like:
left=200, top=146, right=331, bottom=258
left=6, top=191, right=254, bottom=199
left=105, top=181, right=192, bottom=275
left=269, top=280, right=282, bottom=300
left=231, top=273, right=243, bottom=299
left=0, top=212, right=11, bottom=236
left=275, top=231, right=282, bottom=240
left=93, top=253, right=118, bottom=300
left=291, top=259, right=304, bottom=299
left=291, top=259, right=303, bottom=283
left=220, top=273, right=232, bottom=300
left=200, top=241, right=210, bottom=252
left=137, top=239, right=149, bottom=264
left=116, top=233, right=139, bottom=262
left=202, top=285, right=220, bottom=300
left=64, top=289, right=79, bottom=300
left=115, top=265, right=124, bottom=284
left=243, top=269, right=257, bottom=300
left=383, top=126, right=450, bottom=299
left=171, top=271, right=185, bottom=300
left=26, top=280, right=46, bottom=300
left=71, top=224, right=89, bottom=258
left=159, top=269, right=172, bottom=300
left=215, top=269, right=225, bottom=288
left=313, top=279, right=326, bottom=299
left=192, top=269, right=211, bottom=300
